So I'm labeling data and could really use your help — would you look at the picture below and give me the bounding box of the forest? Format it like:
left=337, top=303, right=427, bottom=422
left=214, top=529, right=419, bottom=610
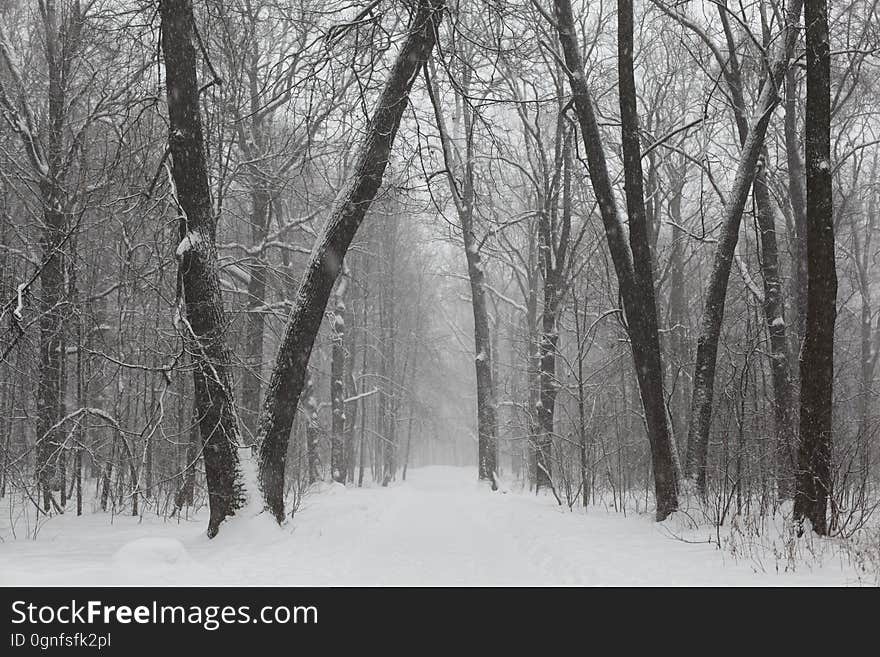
left=0, top=0, right=877, bottom=586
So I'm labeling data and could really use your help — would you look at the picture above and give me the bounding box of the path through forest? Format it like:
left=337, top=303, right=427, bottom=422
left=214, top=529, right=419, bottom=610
left=0, top=467, right=865, bottom=586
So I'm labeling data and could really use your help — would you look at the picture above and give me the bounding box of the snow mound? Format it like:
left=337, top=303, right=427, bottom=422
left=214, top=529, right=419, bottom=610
left=311, top=480, right=347, bottom=496
left=112, top=537, right=192, bottom=568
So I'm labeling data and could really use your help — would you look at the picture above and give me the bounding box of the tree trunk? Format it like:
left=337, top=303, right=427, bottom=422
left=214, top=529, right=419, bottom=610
left=303, top=372, right=320, bottom=484
left=464, top=221, right=498, bottom=487
left=257, top=0, right=444, bottom=522
left=241, top=189, right=271, bottom=440
left=174, top=399, right=198, bottom=513
left=784, top=67, right=809, bottom=344
left=344, top=290, right=359, bottom=484
left=753, top=170, right=797, bottom=497
left=426, top=61, right=498, bottom=488
left=525, top=227, right=539, bottom=489
left=551, top=0, right=680, bottom=518
left=35, top=6, right=71, bottom=513
left=160, top=0, right=245, bottom=537
left=35, top=198, right=66, bottom=513
left=381, top=246, right=397, bottom=486
left=534, top=130, right=573, bottom=493
left=535, top=282, right=558, bottom=493
left=330, top=273, right=348, bottom=483
left=683, top=0, right=803, bottom=493
left=795, top=0, right=836, bottom=535
left=712, top=5, right=797, bottom=498
left=667, top=175, right=689, bottom=442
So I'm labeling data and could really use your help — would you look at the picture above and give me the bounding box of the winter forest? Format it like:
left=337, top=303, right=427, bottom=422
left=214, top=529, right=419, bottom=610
left=0, top=0, right=877, bottom=586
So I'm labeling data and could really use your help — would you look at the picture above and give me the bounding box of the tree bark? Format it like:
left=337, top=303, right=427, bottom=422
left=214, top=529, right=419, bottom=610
left=550, top=0, right=679, bottom=519
left=753, top=171, right=797, bottom=497
left=241, top=189, right=270, bottom=439
left=534, top=130, right=573, bottom=493
left=795, top=0, right=836, bottom=535
left=330, top=272, right=348, bottom=483
left=714, top=4, right=798, bottom=498
left=462, top=173, right=498, bottom=489
left=257, top=0, right=444, bottom=522
left=784, top=67, right=809, bottom=344
left=425, top=61, right=498, bottom=488
left=161, top=0, right=245, bottom=537
left=303, top=372, right=320, bottom=484
left=666, top=173, right=689, bottom=441
left=683, top=0, right=803, bottom=493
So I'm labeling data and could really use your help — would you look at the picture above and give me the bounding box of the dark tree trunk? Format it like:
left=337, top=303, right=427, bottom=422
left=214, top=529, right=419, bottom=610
left=160, top=0, right=245, bottom=537
left=795, top=0, right=836, bottom=536
left=619, top=0, right=682, bottom=512
left=257, top=0, right=444, bottom=522
left=464, top=221, right=498, bottom=487
left=344, top=288, right=358, bottom=484
left=35, top=6, right=73, bottom=513
left=550, top=0, right=680, bottom=518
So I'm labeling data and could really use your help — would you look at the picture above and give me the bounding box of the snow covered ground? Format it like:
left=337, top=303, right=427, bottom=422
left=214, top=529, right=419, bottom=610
left=0, top=466, right=871, bottom=586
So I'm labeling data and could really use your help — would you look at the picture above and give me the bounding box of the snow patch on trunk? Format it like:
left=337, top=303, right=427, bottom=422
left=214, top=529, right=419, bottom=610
left=175, top=230, right=204, bottom=258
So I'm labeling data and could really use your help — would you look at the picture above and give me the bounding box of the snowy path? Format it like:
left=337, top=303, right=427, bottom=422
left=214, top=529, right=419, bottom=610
left=0, top=467, right=865, bottom=586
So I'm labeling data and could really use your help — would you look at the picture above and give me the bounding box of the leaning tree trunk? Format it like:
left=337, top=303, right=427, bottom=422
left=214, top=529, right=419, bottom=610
left=160, top=0, right=245, bottom=538
left=683, top=0, right=803, bottom=493
left=551, top=0, right=679, bottom=519
left=257, top=0, right=444, bottom=522
left=795, top=0, right=836, bottom=536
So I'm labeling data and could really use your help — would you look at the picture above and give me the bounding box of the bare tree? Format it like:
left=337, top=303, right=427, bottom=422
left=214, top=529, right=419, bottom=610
left=546, top=0, right=680, bottom=518
left=677, top=0, right=803, bottom=493
left=794, top=0, right=836, bottom=535
left=257, top=0, right=445, bottom=522
left=160, top=0, right=245, bottom=537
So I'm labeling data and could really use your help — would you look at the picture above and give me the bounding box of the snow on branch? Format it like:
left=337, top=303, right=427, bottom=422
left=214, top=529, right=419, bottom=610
left=0, top=24, right=49, bottom=179
left=217, top=209, right=321, bottom=257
